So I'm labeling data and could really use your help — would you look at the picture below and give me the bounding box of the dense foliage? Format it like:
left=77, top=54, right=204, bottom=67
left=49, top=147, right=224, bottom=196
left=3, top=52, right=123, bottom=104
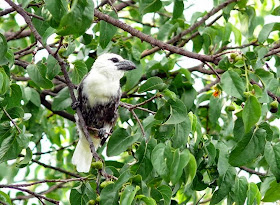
left=0, top=0, right=280, bottom=204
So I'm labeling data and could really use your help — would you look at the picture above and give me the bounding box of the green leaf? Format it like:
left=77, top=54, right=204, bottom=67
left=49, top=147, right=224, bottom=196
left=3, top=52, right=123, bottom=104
left=139, top=0, right=162, bottom=14
left=124, top=64, right=142, bottom=91
left=157, top=185, right=172, bottom=205
left=52, top=87, right=72, bottom=111
left=72, top=60, right=88, bottom=84
left=137, top=195, right=157, bottom=205
left=138, top=77, right=166, bottom=93
left=24, top=87, right=41, bottom=107
left=264, top=142, right=280, bottom=181
left=120, top=185, right=140, bottom=205
left=70, top=182, right=97, bottom=205
left=170, top=149, right=190, bottom=184
left=262, top=180, right=280, bottom=202
left=45, top=0, right=68, bottom=28
left=172, top=118, right=191, bottom=148
left=114, top=170, right=132, bottom=190
left=2, top=107, right=24, bottom=120
left=4, top=84, right=22, bottom=109
left=157, top=23, right=174, bottom=41
left=18, top=147, right=32, bottom=166
left=0, top=68, right=9, bottom=95
left=184, top=153, right=197, bottom=184
left=210, top=167, right=236, bottom=205
left=100, top=12, right=118, bottom=49
left=272, top=6, right=280, bottom=16
left=242, top=95, right=261, bottom=133
left=56, top=0, right=94, bottom=36
left=165, top=98, right=188, bottom=125
left=173, top=0, right=184, bottom=19
left=100, top=183, right=118, bottom=205
left=234, top=177, right=248, bottom=205
left=258, top=23, right=280, bottom=43
left=46, top=55, right=61, bottom=80
left=0, top=33, right=7, bottom=61
left=229, top=128, right=266, bottom=166
left=0, top=134, right=22, bottom=164
left=32, top=8, right=55, bottom=44
left=151, top=143, right=168, bottom=176
left=209, top=95, right=222, bottom=126
left=27, top=64, right=53, bottom=89
left=221, top=70, right=245, bottom=99
left=107, top=128, right=140, bottom=156
left=247, top=183, right=261, bottom=205
left=0, top=191, right=12, bottom=205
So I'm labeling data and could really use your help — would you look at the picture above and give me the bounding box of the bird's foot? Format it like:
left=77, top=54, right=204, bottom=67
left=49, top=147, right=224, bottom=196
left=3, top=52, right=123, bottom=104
left=98, top=128, right=107, bottom=138
left=71, top=101, right=80, bottom=110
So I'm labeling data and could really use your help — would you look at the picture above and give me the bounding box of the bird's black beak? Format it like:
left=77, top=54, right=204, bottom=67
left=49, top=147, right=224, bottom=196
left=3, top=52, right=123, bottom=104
left=117, top=60, right=136, bottom=71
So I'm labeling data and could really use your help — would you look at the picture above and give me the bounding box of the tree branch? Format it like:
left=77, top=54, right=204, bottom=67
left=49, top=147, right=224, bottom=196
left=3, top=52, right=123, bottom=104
left=3, top=108, right=21, bottom=133
left=239, top=166, right=266, bottom=177
left=0, top=185, right=59, bottom=205
left=250, top=80, right=280, bottom=103
left=141, top=0, right=238, bottom=58
left=4, top=29, right=31, bottom=41
left=94, top=9, right=220, bottom=64
left=5, top=0, right=102, bottom=164
left=40, top=93, right=75, bottom=122
left=9, top=177, right=88, bottom=188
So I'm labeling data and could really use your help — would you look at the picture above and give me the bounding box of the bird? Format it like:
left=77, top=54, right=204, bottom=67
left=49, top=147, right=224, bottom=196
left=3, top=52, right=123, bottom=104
left=71, top=53, right=136, bottom=172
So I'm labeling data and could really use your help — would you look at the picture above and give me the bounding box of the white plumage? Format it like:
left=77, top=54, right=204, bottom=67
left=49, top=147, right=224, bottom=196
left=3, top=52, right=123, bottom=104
left=72, top=53, right=136, bottom=172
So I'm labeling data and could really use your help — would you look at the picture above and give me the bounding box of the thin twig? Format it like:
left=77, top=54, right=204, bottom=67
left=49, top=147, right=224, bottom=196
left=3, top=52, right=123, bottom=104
left=26, top=11, right=44, bottom=20
left=0, top=200, right=8, bottom=205
left=3, top=108, right=21, bottom=133
left=17, top=154, right=81, bottom=178
left=14, top=41, right=37, bottom=55
left=131, top=109, right=146, bottom=138
left=196, top=193, right=206, bottom=205
left=204, top=62, right=220, bottom=80
left=33, top=140, right=78, bottom=155
left=198, top=79, right=220, bottom=94
left=6, top=25, right=28, bottom=41
left=120, top=102, right=156, bottom=115
left=250, top=80, right=280, bottom=103
left=54, top=37, right=64, bottom=56
left=239, top=166, right=266, bottom=177
left=0, top=185, right=59, bottom=205
left=129, top=94, right=162, bottom=109
left=12, top=182, right=65, bottom=202
left=9, top=177, right=88, bottom=188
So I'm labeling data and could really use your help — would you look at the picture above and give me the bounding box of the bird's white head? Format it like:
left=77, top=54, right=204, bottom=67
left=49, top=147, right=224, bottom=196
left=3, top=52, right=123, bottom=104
left=91, top=53, right=136, bottom=80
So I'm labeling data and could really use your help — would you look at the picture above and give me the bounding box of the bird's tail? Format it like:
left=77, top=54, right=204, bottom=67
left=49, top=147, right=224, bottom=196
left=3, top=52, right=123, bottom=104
left=72, top=115, right=101, bottom=173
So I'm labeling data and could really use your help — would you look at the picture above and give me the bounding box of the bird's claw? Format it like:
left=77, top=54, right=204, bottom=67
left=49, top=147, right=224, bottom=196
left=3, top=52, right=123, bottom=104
left=71, top=101, right=80, bottom=110
left=98, top=128, right=107, bottom=138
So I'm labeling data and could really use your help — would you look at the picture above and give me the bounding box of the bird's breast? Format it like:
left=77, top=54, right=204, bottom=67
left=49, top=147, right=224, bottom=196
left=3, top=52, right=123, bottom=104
left=82, top=74, right=121, bottom=107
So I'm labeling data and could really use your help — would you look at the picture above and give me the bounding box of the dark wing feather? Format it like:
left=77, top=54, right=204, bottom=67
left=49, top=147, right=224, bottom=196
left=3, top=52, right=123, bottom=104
left=78, top=84, right=121, bottom=130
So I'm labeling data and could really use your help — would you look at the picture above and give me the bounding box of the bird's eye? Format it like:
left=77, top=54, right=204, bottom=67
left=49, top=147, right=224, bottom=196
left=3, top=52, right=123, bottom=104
left=110, top=58, right=119, bottom=63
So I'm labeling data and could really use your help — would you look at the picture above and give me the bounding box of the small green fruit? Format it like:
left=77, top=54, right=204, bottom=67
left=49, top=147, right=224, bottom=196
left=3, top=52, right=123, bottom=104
left=91, top=161, right=103, bottom=170
left=243, top=91, right=252, bottom=98
left=58, top=48, right=66, bottom=56
left=270, top=100, right=279, bottom=113
left=235, top=55, right=243, bottom=61
left=226, top=105, right=235, bottom=112
left=270, top=100, right=279, bottom=109
left=100, top=181, right=114, bottom=189
left=96, top=196, right=100, bottom=202
left=87, top=199, right=96, bottom=205
left=230, top=53, right=237, bottom=59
